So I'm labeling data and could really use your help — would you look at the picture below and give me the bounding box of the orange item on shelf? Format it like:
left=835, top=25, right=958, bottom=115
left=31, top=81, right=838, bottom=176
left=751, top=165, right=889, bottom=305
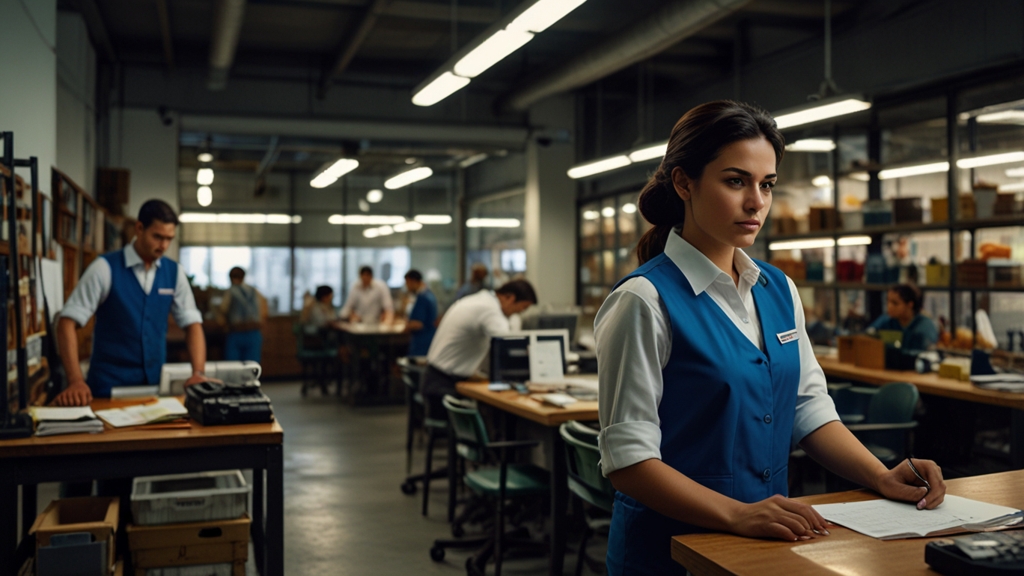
left=979, top=242, right=1011, bottom=260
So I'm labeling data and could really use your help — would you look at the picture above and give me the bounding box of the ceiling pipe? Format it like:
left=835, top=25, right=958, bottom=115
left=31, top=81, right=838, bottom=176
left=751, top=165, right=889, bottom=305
left=207, top=0, right=247, bottom=91
left=318, top=0, right=391, bottom=99
left=501, top=0, right=753, bottom=111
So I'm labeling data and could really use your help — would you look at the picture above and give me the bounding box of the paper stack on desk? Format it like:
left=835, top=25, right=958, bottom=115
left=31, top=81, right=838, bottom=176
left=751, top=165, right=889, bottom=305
left=28, top=406, right=105, bottom=436
left=814, top=495, right=1023, bottom=540
left=95, top=397, right=188, bottom=428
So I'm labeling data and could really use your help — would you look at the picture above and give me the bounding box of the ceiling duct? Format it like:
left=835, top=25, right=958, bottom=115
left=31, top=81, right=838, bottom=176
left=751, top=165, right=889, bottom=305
left=207, top=0, right=247, bottom=91
left=502, top=0, right=752, bottom=111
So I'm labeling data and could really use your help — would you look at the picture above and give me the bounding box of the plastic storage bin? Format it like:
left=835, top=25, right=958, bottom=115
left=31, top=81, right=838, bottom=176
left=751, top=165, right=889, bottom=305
left=131, top=471, right=249, bottom=526
left=142, top=563, right=239, bottom=576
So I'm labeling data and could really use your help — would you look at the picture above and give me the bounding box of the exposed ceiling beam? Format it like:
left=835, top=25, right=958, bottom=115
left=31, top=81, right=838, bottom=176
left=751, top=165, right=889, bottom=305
left=384, top=1, right=497, bottom=24
left=208, top=0, right=248, bottom=90
left=179, top=114, right=529, bottom=148
left=317, top=0, right=389, bottom=98
left=156, top=0, right=175, bottom=69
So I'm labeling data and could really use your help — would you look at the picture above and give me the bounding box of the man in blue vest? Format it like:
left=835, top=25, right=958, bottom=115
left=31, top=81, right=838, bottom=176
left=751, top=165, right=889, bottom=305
left=53, top=200, right=207, bottom=405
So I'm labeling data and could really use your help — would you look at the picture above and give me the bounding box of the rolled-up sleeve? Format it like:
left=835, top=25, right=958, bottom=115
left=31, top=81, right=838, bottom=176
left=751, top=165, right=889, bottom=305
left=596, top=279, right=671, bottom=477
left=171, top=266, right=203, bottom=327
left=60, top=258, right=112, bottom=326
left=788, top=277, right=840, bottom=446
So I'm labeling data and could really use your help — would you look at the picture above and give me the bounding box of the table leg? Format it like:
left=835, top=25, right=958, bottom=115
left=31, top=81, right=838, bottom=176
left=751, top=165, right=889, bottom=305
left=252, top=467, right=266, bottom=574
left=1012, top=409, right=1024, bottom=470
left=266, top=444, right=284, bottom=576
left=21, top=484, right=36, bottom=537
left=549, top=427, right=567, bottom=576
left=1, top=480, right=16, bottom=576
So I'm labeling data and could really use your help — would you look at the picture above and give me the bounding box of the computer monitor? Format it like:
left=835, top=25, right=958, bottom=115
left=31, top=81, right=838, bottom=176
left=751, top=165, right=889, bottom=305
left=521, top=314, right=578, bottom=346
left=489, top=329, right=569, bottom=383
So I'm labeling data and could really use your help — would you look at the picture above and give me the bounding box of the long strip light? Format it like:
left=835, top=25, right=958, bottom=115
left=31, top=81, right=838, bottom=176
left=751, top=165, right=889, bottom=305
left=628, top=143, right=668, bottom=162
left=976, top=110, right=1024, bottom=125
left=568, top=155, right=631, bottom=179
left=310, top=158, right=360, bottom=189
left=768, top=236, right=872, bottom=251
left=179, top=213, right=302, bottom=224
left=786, top=139, right=837, bottom=152
left=773, top=96, right=872, bottom=130
left=957, top=151, right=1024, bottom=169
left=328, top=214, right=406, bottom=225
left=394, top=221, right=424, bottom=232
left=873, top=151, right=1024, bottom=181
left=414, top=214, right=453, bottom=225
left=466, top=218, right=521, bottom=228
left=1006, top=167, right=1024, bottom=177
left=878, top=162, right=950, bottom=180
left=385, top=167, right=433, bottom=189
left=412, top=0, right=588, bottom=106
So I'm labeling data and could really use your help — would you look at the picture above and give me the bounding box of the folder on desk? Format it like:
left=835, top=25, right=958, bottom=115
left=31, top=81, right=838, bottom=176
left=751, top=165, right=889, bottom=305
left=813, top=495, right=1023, bottom=540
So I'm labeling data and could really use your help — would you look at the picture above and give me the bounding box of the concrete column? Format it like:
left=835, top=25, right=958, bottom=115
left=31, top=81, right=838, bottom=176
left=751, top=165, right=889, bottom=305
left=524, top=95, right=576, bottom=307
left=0, top=0, right=57, bottom=177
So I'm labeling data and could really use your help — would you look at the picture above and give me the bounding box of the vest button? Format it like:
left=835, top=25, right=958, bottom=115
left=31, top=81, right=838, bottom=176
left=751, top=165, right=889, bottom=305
left=755, top=358, right=764, bottom=364
left=764, top=414, right=772, bottom=424
left=762, top=468, right=771, bottom=481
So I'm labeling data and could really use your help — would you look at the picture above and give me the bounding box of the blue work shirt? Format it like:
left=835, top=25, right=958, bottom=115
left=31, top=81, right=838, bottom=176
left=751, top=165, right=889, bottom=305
left=407, top=288, right=437, bottom=357
left=868, top=313, right=938, bottom=352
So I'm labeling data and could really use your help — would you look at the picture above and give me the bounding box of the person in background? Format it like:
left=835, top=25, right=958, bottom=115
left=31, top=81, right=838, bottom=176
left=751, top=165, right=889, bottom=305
left=867, top=283, right=938, bottom=352
left=454, top=262, right=489, bottom=301
left=422, top=279, right=537, bottom=409
left=219, top=267, right=267, bottom=362
left=341, top=266, right=394, bottom=324
left=403, top=269, right=437, bottom=357
left=595, top=101, right=945, bottom=575
left=53, top=200, right=207, bottom=405
left=301, top=285, right=338, bottom=334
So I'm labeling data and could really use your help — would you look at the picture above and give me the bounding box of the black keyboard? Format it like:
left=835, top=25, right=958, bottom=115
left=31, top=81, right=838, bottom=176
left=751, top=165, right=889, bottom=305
left=925, top=530, right=1024, bottom=575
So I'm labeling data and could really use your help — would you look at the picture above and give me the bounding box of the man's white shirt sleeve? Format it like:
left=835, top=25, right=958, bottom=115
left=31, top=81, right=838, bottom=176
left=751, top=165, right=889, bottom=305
left=60, top=258, right=113, bottom=326
left=172, top=265, right=203, bottom=327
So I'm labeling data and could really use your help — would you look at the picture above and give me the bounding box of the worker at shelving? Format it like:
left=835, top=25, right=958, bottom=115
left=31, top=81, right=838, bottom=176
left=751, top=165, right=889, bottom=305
left=867, top=284, right=938, bottom=352
left=52, top=200, right=208, bottom=405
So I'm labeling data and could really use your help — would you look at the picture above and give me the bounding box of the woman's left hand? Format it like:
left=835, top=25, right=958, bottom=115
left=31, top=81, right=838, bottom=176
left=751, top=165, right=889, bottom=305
left=874, top=457, right=946, bottom=510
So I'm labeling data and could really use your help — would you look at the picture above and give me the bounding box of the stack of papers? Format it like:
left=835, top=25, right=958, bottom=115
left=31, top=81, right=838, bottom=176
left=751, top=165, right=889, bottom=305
left=28, top=406, right=105, bottom=437
left=95, top=397, right=188, bottom=428
left=813, top=495, right=1023, bottom=540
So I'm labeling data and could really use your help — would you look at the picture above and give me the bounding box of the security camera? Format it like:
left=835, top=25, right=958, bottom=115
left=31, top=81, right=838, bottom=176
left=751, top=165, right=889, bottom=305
left=535, top=136, right=552, bottom=147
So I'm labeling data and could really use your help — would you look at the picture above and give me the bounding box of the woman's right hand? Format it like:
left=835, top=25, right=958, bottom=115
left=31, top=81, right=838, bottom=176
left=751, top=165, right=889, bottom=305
left=728, top=494, right=831, bottom=541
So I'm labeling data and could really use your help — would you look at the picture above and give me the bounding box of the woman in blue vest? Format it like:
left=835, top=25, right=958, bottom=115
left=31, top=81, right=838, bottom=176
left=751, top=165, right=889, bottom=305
left=595, top=101, right=946, bottom=575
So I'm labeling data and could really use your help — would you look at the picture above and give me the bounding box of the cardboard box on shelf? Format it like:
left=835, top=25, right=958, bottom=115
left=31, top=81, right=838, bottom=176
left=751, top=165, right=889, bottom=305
left=808, top=207, right=840, bottom=231
left=931, top=196, right=949, bottom=222
left=892, top=197, right=923, bottom=224
left=771, top=216, right=799, bottom=236
left=925, top=263, right=950, bottom=286
left=958, top=194, right=976, bottom=220
left=994, top=193, right=1016, bottom=215
left=957, top=259, right=988, bottom=287
left=768, top=258, right=806, bottom=281
left=854, top=336, right=885, bottom=370
left=840, top=211, right=863, bottom=230
left=127, top=515, right=250, bottom=570
left=30, top=497, right=119, bottom=573
left=988, top=259, right=1022, bottom=288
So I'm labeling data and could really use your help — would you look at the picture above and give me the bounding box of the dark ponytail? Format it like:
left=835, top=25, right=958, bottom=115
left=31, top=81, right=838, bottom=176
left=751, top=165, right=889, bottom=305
left=636, top=100, right=785, bottom=264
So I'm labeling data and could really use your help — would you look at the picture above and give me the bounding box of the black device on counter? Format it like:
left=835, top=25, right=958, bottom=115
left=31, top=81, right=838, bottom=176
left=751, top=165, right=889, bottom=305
left=185, top=381, right=275, bottom=426
left=925, top=530, right=1024, bottom=575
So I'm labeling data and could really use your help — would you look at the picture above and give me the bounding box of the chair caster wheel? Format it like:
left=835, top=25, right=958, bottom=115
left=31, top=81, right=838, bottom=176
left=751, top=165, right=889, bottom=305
left=451, top=524, right=464, bottom=538
left=401, top=481, right=417, bottom=495
left=466, top=556, right=484, bottom=576
left=430, top=546, right=445, bottom=561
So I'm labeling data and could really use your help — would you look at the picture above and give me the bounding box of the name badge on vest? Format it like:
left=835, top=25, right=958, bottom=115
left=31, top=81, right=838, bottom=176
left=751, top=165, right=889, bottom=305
left=776, top=329, right=798, bottom=345
left=158, top=288, right=175, bottom=296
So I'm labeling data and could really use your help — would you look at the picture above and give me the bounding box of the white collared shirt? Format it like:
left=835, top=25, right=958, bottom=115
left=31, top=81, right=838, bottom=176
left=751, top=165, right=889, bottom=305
left=340, top=278, right=394, bottom=323
left=427, top=290, right=510, bottom=377
left=60, top=243, right=203, bottom=329
left=595, top=231, right=839, bottom=476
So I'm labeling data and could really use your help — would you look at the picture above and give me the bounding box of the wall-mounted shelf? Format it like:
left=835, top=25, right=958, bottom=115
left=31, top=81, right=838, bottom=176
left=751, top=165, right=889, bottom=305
left=794, top=280, right=1024, bottom=293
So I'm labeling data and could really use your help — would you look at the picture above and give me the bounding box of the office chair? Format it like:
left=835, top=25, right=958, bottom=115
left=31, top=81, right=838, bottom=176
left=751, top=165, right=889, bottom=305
left=294, top=323, right=338, bottom=397
left=431, top=395, right=550, bottom=576
left=397, top=358, right=455, bottom=519
left=845, top=382, right=920, bottom=466
left=831, top=384, right=880, bottom=425
left=560, top=421, right=615, bottom=576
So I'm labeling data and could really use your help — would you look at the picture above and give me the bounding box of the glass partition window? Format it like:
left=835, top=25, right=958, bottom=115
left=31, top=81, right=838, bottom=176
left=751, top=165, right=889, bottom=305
left=181, top=246, right=292, bottom=314
left=293, top=248, right=343, bottom=309
left=578, top=191, right=642, bottom=310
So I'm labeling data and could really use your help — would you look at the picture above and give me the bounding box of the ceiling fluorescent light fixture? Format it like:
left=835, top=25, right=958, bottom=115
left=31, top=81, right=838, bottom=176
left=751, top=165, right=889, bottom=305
left=179, top=213, right=218, bottom=223
left=878, top=161, right=949, bottom=180
left=197, top=186, right=212, bottom=207
left=507, top=0, right=587, bottom=33
left=459, top=153, right=488, bottom=168
left=848, top=172, right=870, bottom=182
left=629, top=142, right=668, bottom=162
left=363, top=228, right=380, bottom=239
left=621, top=203, right=637, bottom=214
left=837, top=235, right=872, bottom=246
left=786, top=139, right=836, bottom=152
left=1005, top=167, right=1024, bottom=178
left=976, top=110, right=1024, bottom=125
left=366, top=189, right=383, bottom=203
left=466, top=218, right=521, bottom=228
left=582, top=210, right=599, bottom=220
left=197, top=152, right=214, bottom=163
left=414, top=214, right=453, bottom=225
left=328, top=214, right=406, bottom=225
left=957, top=151, right=1024, bottom=169
left=768, top=236, right=872, bottom=251
left=310, top=158, right=359, bottom=189
left=773, top=96, right=872, bottom=130
left=196, top=168, right=214, bottom=186
left=385, top=167, right=433, bottom=189
left=454, top=30, right=534, bottom=78
left=394, top=221, right=423, bottom=232
left=376, top=225, right=395, bottom=236
left=999, top=182, right=1024, bottom=192
left=811, top=175, right=832, bottom=187
left=179, top=213, right=299, bottom=224
left=567, top=155, right=631, bottom=179
left=412, top=72, right=470, bottom=107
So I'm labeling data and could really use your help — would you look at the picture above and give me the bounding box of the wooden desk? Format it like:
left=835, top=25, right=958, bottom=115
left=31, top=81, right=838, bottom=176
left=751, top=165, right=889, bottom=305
left=673, top=469, right=1024, bottom=575
left=0, top=400, right=284, bottom=576
left=457, top=380, right=598, bottom=576
left=817, top=355, right=1024, bottom=467
left=332, top=321, right=409, bottom=405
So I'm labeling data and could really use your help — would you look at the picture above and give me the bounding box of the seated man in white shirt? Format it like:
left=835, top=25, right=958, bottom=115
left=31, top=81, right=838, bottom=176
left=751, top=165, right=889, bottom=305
left=422, top=279, right=537, bottom=411
left=340, top=266, right=394, bottom=324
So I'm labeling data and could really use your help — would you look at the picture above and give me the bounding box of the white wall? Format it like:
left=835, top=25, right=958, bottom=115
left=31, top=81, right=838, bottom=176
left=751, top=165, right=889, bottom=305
left=0, top=0, right=57, bottom=181
left=110, top=108, right=181, bottom=258
left=56, top=11, right=96, bottom=191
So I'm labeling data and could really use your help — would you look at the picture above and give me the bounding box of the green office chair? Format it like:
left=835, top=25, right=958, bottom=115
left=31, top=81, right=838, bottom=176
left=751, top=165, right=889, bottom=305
left=430, top=395, right=550, bottom=576
left=294, top=323, right=338, bottom=397
left=831, top=384, right=880, bottom=425
left=845, top=382, right=920, bottom=466
left=560, top=421, right=615, bottom=576
left=397, top=357, right=453, bottom=520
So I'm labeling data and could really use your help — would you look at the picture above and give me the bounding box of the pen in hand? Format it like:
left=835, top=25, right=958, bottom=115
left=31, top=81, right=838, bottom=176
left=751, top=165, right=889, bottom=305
left=907, top=456, right=931, bottom=509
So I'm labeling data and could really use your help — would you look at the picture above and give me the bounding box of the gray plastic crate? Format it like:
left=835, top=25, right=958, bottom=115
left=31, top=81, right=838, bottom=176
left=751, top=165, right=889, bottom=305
left=143, top=563, right=234, bottom=576
left=131, top=470, right=249, bottom=526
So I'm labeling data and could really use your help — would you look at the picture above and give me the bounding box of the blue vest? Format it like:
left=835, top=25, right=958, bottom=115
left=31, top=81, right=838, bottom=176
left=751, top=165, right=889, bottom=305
left=87, top=250, right=177, bottom=397
left=408, top=289, right=438, bottom=357
left=605, top=253, right=800, bottom=576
